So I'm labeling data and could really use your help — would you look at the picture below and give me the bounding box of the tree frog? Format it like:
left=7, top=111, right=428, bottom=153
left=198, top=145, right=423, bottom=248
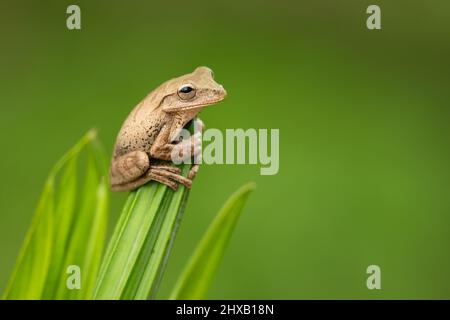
left=110, top=66, right=227, bottom=191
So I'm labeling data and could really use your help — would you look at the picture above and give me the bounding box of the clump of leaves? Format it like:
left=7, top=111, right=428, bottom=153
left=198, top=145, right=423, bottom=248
left=3, top=130, right=108, bottom=299
left=3, top=130, right=254, bottom=300
left=93, top=167, right=191, bottom=299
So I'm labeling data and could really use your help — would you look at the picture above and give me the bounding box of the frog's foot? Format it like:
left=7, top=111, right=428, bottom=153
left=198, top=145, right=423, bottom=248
left=147, top=171, right=178, bottom=190
left=174, top=132, right=202, bottom=161
left=149, top=166, right=192, bottom=190
left=150, top=164, right=181, bottom=174
left=188, top=164, right=200, bottom=180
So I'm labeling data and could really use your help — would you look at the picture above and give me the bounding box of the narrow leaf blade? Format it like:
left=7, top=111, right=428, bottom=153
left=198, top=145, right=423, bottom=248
left=129, top=165, right=191, bottom=300
left=2, top=181, right=54, bottom=299
left=2, top=129, right=108, bottom=300
left=41, top=157, right=78, bottom=299
left=55, top=152, right=108, bottom=299
left=170, top=182, right=255, bottom=300
left=93, top=183, right=166, bottom=299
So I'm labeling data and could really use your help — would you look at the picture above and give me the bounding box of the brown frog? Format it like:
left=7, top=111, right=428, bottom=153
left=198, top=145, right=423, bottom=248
left=110, top=66, right=227, bottom=191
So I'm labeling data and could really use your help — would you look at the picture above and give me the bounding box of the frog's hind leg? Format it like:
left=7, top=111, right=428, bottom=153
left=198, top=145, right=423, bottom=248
left=111, top=170, right=178, bottom=192
left=110, top=150, right=150, bottom=190
left=112, top=166, right=192, bottom=192
left=151, top=167, right=192, bottom=189
left=150, top=163, right=182, bottom=174
left=110, top=151, right=192, bottom=192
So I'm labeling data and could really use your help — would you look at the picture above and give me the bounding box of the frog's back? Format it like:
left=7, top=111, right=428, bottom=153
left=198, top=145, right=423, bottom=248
left=113, top=88, right=167, bottom=158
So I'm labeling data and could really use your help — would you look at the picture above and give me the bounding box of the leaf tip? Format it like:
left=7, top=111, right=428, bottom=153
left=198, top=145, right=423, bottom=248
left=242, top=182, right=257, bottom=191
left=234, top=182, right=256, bottom=197
left=87, top=128, right=98, bottom=141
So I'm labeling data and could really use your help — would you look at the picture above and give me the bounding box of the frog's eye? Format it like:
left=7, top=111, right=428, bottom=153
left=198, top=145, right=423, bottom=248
left=177, top=85, right=196, bottom=100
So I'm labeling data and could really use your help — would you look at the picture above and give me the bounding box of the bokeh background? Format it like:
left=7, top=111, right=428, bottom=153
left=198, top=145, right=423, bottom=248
left=1, top=0, right=450, bottom=299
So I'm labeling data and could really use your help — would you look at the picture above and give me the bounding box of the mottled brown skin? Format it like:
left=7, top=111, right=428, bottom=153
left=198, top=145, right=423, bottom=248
left=110, top=66, right=227, bottom=191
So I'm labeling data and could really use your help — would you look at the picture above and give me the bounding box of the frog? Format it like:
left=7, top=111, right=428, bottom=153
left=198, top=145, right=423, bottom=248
left=110, top=66, right=227, bottom=192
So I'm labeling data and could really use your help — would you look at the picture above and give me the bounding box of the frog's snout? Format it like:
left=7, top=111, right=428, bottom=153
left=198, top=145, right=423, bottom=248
left=217, top=84, right=227, bottom=100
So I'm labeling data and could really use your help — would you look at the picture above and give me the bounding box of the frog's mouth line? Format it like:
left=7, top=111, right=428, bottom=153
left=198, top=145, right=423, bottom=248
left=164, top=98, right=226, bottom=112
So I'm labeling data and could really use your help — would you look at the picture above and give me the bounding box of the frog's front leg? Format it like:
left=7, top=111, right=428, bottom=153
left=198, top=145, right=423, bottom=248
left=149, top=120, right=203, bottom=183
left=149, top=124, right=201, bottom=162
left=187, top=118, right=205, bottom=180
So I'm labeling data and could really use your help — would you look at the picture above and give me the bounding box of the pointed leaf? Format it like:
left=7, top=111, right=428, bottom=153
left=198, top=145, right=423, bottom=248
left=170, top=182, right=255, bottom=300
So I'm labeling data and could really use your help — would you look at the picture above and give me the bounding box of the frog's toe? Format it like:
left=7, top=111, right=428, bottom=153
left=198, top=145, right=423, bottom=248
left=148, top=172, right=178, bottom=190
left=150, top=167, right=192, bottom=189
left=188, top=164, right=199, bottom=180
left=150, top=164, right=181, bottom=174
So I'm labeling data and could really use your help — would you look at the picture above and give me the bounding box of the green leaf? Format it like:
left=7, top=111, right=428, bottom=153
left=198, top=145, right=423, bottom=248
left=94, top=121, right=199, bottom=300
left=3, top=130, right=109, bottom=300
left=170, top=182, right=255, bottom=300
left=55, top=153, right=109, bottom=299
left=2, top=181, right=54, bottom=299
left=128, top=166, right=191, bottom=300
left=41, top=156, right=77, bottom=299
left=93, top=167, right=191, bottom=300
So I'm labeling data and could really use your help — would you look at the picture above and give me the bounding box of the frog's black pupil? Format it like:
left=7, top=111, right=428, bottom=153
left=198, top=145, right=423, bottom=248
left=180, top=86, right=193, bottom=93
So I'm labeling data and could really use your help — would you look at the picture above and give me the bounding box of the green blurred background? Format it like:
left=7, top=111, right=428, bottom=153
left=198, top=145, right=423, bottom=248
left=1, top=0, right=449, bottom=299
